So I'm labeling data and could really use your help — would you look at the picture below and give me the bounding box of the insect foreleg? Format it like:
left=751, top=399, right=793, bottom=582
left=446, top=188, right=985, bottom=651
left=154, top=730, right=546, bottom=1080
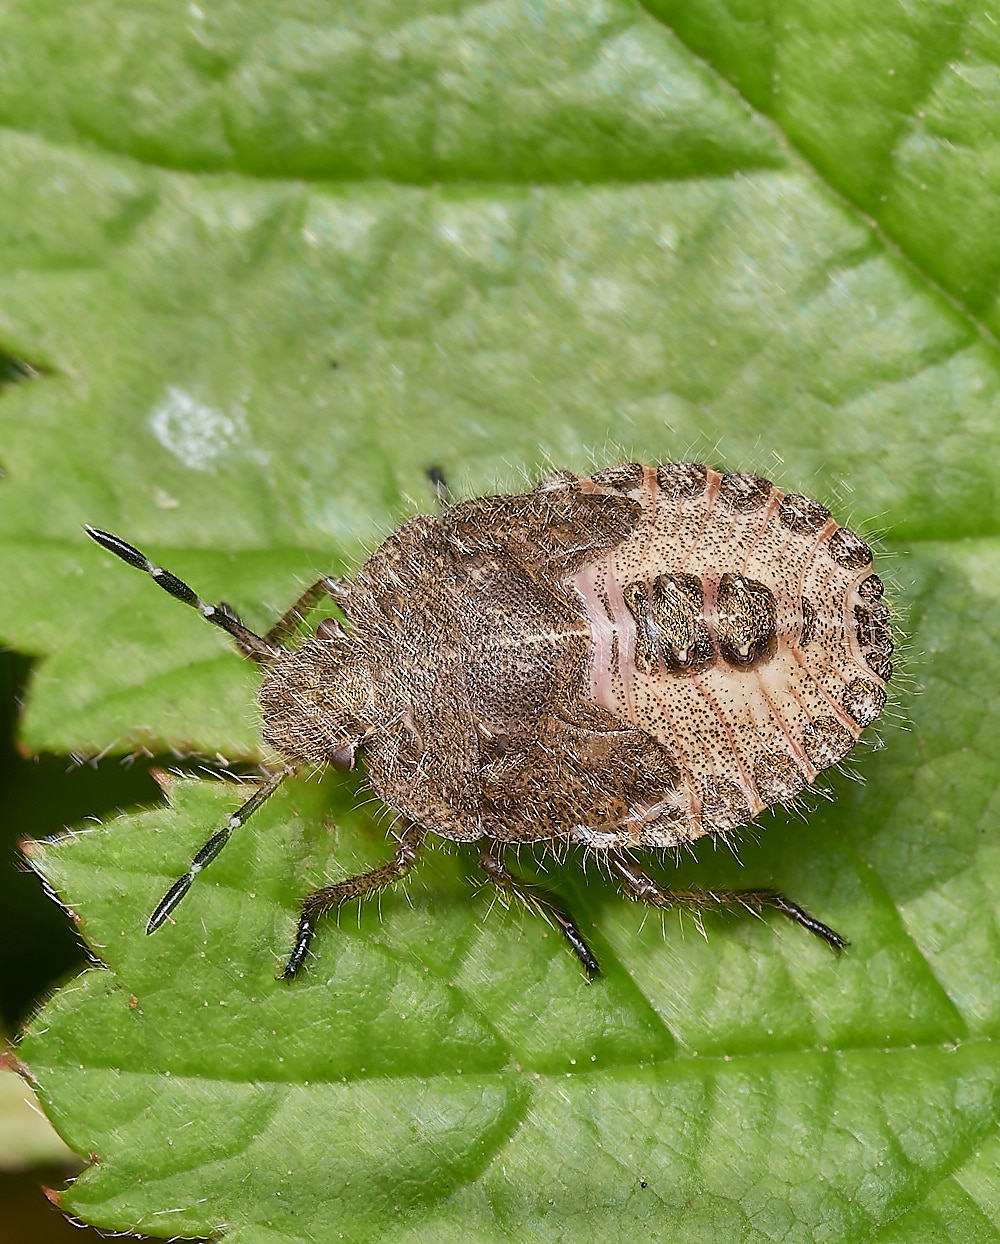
left=264, top=576, right=353, bottom=648
left=282, top=823, right=426, bottom=979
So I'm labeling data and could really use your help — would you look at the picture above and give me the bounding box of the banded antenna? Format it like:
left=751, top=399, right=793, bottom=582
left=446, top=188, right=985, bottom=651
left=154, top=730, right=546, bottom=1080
left=85, top=526, right=281, bottom=664
left=85, top=524, right=290, bottom=936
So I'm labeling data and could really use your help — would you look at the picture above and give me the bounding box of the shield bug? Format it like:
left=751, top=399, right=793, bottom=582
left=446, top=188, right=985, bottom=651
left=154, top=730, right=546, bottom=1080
left=86, top=462, right=892, bottom=978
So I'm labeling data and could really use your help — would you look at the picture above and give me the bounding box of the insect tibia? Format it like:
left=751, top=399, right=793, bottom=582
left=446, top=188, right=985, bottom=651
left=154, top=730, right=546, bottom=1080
left=479, top=845, right=600, bottom=979
left=281, top=824, right=426, bottom=980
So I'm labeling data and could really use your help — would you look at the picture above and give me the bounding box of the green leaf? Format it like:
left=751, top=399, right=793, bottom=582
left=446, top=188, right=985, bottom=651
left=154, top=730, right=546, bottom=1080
left=3, top=1, right=1000, bottom=1240
left=644, top=0, right=1000, bottom=332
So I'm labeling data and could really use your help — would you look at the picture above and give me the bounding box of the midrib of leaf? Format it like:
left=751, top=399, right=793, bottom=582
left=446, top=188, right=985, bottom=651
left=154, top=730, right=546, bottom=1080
left=35, top=1037, right=996, bottom=1081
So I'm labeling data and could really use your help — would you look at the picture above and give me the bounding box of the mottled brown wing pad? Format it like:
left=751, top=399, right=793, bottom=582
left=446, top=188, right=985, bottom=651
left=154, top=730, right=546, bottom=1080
left=476, top=701, right=687, bottom=848
left=440, top=486, right=642, bottom=578
left=323, top=477, right=668, bottom=845
left=564, top=462, right=893, bottom=848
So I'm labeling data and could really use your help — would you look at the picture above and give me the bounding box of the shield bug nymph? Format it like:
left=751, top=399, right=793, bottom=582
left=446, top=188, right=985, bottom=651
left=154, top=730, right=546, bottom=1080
left=86, top=462, right=892, bottom=978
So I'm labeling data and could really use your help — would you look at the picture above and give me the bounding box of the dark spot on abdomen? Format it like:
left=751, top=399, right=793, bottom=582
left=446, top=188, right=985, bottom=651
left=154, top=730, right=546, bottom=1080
left=716, top=574, right=778, bottom=669
left=719, top=472, right=771, bottom=511
left=623, top=574, right=713, bottom=675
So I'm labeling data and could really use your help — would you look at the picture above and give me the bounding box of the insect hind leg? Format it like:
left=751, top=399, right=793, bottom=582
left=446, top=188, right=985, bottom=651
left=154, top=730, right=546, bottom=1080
left=478, top=844, right=600, bottom=979
left=606, top=854, right=847, bottom=953
left=282, top=823, right=426, bottom=979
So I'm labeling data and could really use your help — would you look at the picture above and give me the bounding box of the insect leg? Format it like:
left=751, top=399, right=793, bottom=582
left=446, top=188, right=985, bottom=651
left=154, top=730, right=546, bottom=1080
left=148, top=768, right=290, bottom=934
left=282, top=823, right=426, bottom=979
left=606, top=855, right=847, bottom=953
left=85, top=526, right=280, bottom=663
left=264, top=577, right=353, bottom=648
left=426, top=465, right=451, bottom=507
left=741, top=891, right=848, bottom=952
left=478, top=844, right=600, bottom=979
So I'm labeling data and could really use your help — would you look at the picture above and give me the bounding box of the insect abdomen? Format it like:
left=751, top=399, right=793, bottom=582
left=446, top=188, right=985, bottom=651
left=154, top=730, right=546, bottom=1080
left=566, top=463, right=892, bottom=842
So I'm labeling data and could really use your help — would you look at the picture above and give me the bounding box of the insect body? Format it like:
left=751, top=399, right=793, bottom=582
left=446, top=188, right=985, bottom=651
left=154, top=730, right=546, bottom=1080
left=87, top=462, right=892, bottom=977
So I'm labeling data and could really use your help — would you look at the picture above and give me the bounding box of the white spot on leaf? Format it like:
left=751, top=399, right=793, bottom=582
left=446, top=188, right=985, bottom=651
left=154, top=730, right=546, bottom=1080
left=149, top=387, right=262, bottom=473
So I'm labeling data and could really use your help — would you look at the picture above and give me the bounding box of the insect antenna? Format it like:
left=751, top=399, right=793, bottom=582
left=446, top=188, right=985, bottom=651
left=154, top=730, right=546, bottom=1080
left=147, top=767, right=290, bottom=934
left=84, top=526, right=281, bottom=663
